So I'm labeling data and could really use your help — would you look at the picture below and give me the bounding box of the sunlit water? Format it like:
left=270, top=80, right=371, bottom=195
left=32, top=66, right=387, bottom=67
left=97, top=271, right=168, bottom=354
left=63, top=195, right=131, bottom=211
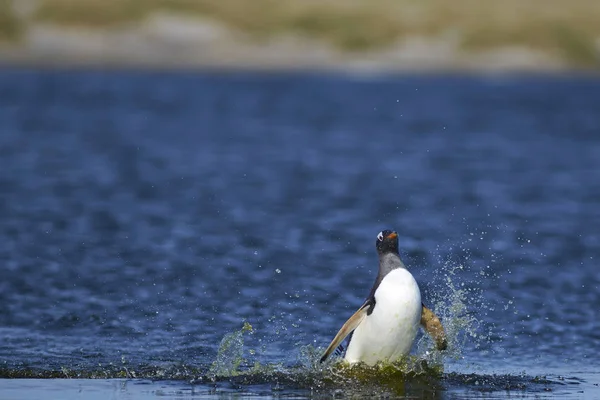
left=0, top=69, right=599, bottom=398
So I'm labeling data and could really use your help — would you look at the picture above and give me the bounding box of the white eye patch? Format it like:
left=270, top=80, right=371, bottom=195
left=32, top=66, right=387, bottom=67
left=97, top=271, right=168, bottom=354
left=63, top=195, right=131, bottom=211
left=377, top=232, right=384, bottom=241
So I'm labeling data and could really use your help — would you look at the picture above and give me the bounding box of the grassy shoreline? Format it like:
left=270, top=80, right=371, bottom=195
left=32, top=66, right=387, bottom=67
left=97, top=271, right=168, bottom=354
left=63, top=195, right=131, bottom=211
left=1, top=0, right=599, bottom=69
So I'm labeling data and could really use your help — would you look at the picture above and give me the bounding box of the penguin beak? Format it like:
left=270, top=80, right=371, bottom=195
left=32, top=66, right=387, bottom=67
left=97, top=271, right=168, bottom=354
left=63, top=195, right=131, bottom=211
left=387, top=232, right=398, bottom=240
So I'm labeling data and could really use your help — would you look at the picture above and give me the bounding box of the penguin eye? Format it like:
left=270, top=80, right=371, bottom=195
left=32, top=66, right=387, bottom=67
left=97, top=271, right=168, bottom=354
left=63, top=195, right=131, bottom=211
left=377, top=232, right=384, bottom=241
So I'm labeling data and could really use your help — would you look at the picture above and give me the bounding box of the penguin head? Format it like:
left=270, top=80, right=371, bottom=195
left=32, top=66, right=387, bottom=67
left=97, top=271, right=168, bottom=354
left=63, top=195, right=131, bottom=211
left=375, top=230, right=399, bottom=254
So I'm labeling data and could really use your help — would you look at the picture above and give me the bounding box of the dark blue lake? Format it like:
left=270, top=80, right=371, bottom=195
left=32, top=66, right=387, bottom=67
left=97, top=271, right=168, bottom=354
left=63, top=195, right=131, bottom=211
left=0, top=69, right=599, bottom=399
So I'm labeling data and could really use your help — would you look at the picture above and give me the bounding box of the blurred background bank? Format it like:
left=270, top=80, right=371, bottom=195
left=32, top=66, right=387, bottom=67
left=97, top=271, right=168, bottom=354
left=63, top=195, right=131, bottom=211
left=1, top=0, right=600, bottom=72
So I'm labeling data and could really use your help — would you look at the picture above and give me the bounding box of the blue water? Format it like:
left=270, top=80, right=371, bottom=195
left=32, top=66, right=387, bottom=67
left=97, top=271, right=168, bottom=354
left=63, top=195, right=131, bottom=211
left=0, top=69, right=599, bottom=398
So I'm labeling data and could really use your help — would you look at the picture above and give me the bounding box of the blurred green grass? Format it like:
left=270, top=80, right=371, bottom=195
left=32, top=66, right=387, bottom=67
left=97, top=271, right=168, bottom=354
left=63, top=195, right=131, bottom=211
left=3, top=0, right=600, bottom=65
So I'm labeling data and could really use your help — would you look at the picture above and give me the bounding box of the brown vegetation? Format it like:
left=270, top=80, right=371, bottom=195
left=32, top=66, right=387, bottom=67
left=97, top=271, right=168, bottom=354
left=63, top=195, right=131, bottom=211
left=2, top=0, right=599, bottom=66
left=0, top=0, right=22, bottom=41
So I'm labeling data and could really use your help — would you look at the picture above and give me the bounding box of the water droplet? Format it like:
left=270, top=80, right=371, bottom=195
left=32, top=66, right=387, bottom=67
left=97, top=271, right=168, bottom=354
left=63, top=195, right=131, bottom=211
left=275, top=269, right=281, bottom=274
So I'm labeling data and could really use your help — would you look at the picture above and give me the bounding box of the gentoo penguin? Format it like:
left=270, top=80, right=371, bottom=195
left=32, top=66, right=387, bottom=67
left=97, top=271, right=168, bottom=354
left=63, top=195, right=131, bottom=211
left=320, top=230, right=447, bottom=365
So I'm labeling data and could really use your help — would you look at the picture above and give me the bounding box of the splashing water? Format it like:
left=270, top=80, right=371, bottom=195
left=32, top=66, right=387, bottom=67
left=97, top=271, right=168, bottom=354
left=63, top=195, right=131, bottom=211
left=204, top=330, right=444, bottom=398
left=198, top=256, right=484, bottom=398
left=417, top=268, right=478, bottom=360
left=413, top=246, right=505, bottom=375
left=208, top=321, right=255, bottom=377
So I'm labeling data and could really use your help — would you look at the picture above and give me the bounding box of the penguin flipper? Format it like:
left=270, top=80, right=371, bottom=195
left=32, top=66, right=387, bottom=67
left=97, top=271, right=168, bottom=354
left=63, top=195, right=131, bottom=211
left=420, top=304, right=447, bottom=351
left=319, top=302, right=370, bottom=363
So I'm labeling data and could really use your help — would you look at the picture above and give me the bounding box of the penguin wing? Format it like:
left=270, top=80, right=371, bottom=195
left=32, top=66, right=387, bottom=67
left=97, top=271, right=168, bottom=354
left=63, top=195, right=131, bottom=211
left=319, top=301, right=372, bottom=363
left=420, top=304, right=447, bottom=351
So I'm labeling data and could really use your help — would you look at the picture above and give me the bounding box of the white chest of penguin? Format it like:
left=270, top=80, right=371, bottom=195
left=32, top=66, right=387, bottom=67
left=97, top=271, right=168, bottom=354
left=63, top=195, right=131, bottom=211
left=345, top=268, right=422, bottom=365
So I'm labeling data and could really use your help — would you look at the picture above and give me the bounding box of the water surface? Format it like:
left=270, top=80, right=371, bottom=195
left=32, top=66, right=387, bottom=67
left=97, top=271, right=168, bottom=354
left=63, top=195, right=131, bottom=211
left=0, top=69, right=599, bottom=398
